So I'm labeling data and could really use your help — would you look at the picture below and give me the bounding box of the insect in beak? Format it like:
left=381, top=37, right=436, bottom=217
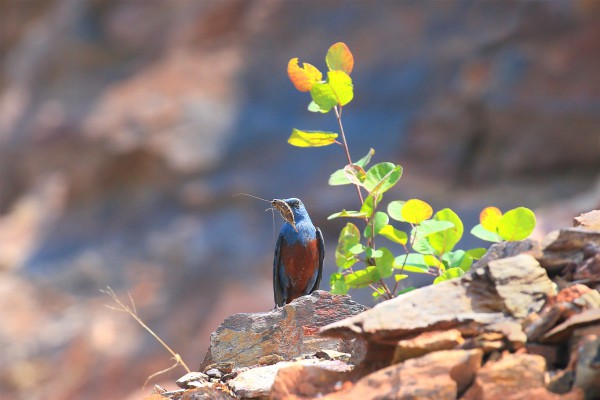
left=271, top=199, right=298, bottom=232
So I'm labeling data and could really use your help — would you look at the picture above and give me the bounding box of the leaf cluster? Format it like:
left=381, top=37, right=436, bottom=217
left=285, top=43, right=537, bottom=301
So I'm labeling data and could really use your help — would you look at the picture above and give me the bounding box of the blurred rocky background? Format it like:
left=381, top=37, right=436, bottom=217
left=0, top=1, right=598, bottom=399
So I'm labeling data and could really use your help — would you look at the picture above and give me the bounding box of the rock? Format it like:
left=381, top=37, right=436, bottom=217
left=574, top=255, right=600, bottom=281
left=270, top=362, right=351, bottom=400
left=574, top=210, right=600, bottom=231
left=540, top=229, right=600, bottom=275
left=257, top=354, right=285, bottom=366
left=229, top=359, right=351, bottom=400
left=541, top=308, right=600, bottom=344
left=316, top=349, right=482, bottom=400
left=392, top=329, right=464, bottom=363
left=200, top=291, right=367, bottom=369
left=526, top=343, right=562, bottom=368
left=557, top=285, right=593, bottom=303
left=177, top=383, right=237, bottom=400
left=176, top=372, right=209, bottom=389
left=462, top=353, right=547, bottom=399
left=320, top=250, right=552, bottom=368
left=572, top=335, right=600, bottom=399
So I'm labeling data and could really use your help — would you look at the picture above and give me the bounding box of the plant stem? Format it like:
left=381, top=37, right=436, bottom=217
left=334, top=106, right=364, bottom=205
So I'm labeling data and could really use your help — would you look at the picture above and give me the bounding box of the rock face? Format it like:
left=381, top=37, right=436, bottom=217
left=155, top=222, right=600, bottom=400
left=200, top=291, right=367, bottom=370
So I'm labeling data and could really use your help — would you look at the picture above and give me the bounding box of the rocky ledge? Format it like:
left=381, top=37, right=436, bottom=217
left=146, top=211, right=600, bottom=400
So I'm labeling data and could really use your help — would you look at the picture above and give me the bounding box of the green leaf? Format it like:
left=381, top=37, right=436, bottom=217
left=335, top=223, right=360, bottom=268
left=427, top=208, right=464, bottom=256
left=466, top=248, right=487, bottom=260
left=371, top=287, right=386, bottom=299
left=359, top=194, right=377, bottom=218
left=326, top=42, right=354, bottom=74
left=480, top=207, right=502, bottom=232
left=288, top=129, right=338, bottom=147
left=497, top=207, right=536, bottom=241
left=348, top=243, right=366, bottom=255
left=470, top=224, right=502, bottom=242
left=433, top=267, right=465, bottom=284
left=395, top=274, right=408, bottom=282
left=387, top=201, right=406, bottom=221
left=364, top=211, right=389, bottom=238
left=441, top=250, right=473, bottom=271
left=401, top=199, right=433, bottom=224
left=397, top=286, right=416, bottom=295
left=378, top=224, right=408, bottom=245
left=307, top=100, right=328, bottom=113
left=415, top=220, right=455, bottom=237
left=364, top=163, right=403, bottom=195
left=375, top=247, right=395, bottom=278
left=328, top=210, right=367, bottom=220
left=330, top=273, right=349, bottom=294
left=365, top=247, right=383, bottom=259
left=344, top=164, right=367, bottom=187
left=394, top=253, right=429, bottom=273
left=310, top=70, right=353, bottom=112
left=346, top=266, right=379, bottom=288
left=328, top=149, right=375, bottom=186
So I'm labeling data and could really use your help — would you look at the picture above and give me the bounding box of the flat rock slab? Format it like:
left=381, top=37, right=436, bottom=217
left=313, top=349, right=482, bottom=400
left=201, top=291, right=367, bottom=369
left=229, top=359, right=351, bottom=400
left=321, top=253, right=554, bottom=343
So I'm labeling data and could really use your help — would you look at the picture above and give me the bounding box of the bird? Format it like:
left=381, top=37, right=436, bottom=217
left=272, top=198, right=324, bottom=307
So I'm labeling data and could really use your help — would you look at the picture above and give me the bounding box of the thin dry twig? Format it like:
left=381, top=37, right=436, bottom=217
left=101, top=286, right=191, bottom=385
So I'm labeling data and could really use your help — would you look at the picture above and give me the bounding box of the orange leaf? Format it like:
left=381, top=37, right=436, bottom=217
left=287, top=58, right=323, bottom=92
left=480, top=207, right=502, bottom=232
left=326, top=42, right=354, bottom=75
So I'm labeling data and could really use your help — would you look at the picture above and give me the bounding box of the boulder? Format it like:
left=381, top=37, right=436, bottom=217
left=200, top=291, right=367, bottom=369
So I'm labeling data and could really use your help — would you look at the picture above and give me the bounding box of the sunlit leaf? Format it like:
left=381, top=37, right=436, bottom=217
left=480, top=207, right=502, bottom=232
left=326, top=42, right=354, bottom=74
left=364, top=211, right=389, bottom=238
left=372, top=287, right=386, bottom=299
left=395, top=274, right=408, bottom=282
left=433, top=267, right=465, bottom=284
left=328, top=148, right=375, bottom=185
left=466, top=248, right=487, bottom=260
left=335, top=223, right=360, bottom=268
left=307, top=100, right=328, bottom=113
left=359, top=194, right=377, bottom=218
left=288, top=129, right=338, bottom=147
left=378, top=224, right=408, bottom=245
left=287, top=58, right=323, bottom=92
left=343, top=164, right=366, bottom=186
left=364, top=162, right=402, bottom=195
left=375, top=247, right=395, bottom=278
left=470, top=224, right=502, bottom=242
left=328, top=210, right=367, bottom=220
left=387, top=200, right=406, bottom=221
left=365, top=247, right=383, bottom=259
left=330, top=273, right=349, bottom=294
left=427, top=208, right=464, bottom=256
left=346, top=266, right=379, bottom=288
left=310, top=70, right=353, bottom=112
left=394, top=253, right=429, bottom=273
left=441, top=250, right=472, bottom=271
left=497, top=207, right=536, bottom=241
left=401, top=199, right=433, bottom=224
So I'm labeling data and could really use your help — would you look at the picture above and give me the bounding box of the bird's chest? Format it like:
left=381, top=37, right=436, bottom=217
left=280, top=239, right=320, bottom=287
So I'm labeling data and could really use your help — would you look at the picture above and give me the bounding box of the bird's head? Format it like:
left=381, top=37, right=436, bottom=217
left=283, top=198, right=308, bottom=220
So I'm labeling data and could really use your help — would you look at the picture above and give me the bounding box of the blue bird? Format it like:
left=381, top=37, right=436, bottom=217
left=273, top=198, right=324, bottom=307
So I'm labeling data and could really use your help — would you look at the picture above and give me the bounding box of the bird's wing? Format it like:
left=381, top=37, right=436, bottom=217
left=311, top=227, right=325, bottom=293
left=273, top=233, right=287, bottom=307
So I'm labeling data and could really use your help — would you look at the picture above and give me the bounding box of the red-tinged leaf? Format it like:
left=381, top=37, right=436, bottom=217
left=287, top=58, right=323, bottom=92
left=480, top=206, right=502, bottom=232
left=326, top=42, right=354, bottom=75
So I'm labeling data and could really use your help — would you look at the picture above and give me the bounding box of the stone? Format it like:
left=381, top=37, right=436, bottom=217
left=176, top=372, right=209, bottom=389
left=392, top=329, right=464, bottom=363
left=229, top=359, right=351, bottom=400
left=541, top=308, right=600, bottom=344
left=316, top=349, right=482, bottom=400
left=540, top=229, right=600, bottom=275
left=574, top=255, right=600, bottom=281
left=557, top=285, right=593, bottom=303
left=572, top=334, right=600, bottom=399
left=200, top=291, right=367, bottom=369
left=525, top=303, right=580, bottom=342
left=462, top=353, right=547, bottom=399
left=270, top=362, right=351, bottom=400
left=321, top=251, right=552, bottom=368
left=574, top=210, right=600, bottom=231
left=486, top=254, right=556, bottom=319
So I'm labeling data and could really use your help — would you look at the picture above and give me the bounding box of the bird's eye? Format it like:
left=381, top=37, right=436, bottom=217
left=291, top=200, right=300, bottom=208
